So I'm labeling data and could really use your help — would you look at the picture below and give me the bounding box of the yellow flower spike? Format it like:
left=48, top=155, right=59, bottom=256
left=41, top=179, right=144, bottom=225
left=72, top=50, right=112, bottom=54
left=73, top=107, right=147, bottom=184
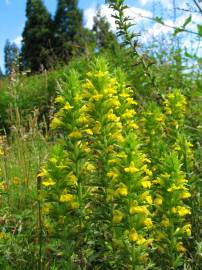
left=107, top=110, right=119, bottom=122
left=128, top=121, right=139, bottom=129
left=50, top=117, right=63, bottom=129
left=69, top=131, right=82, bottom=139
left=59, top=193, right=74, bottom=203
left=104, top=86, right=116, bottom=95
left=94, top=71, right=107, bottom=78
left=107, top=98, right=121, bottom=108
left=63, top=102, right=73, bottom=111
left=136, top=235, right=147, bottom=245
left=141, top=179, right=152, bottom=189
left=112, top=210, right=124, bottom=224
left=129, top=228, right=139, bottom=242
left=124, top=162, right=139, bottom=174
left=83, top=162, right=96, bottom=173
left=91, top=93, right=103, bottom=101
left=42, top=178, right=56, bottom=187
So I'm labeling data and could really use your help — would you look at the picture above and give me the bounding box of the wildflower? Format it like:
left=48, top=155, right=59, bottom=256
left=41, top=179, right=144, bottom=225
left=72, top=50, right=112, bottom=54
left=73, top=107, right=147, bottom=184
left=83, top=129, right=93, bottom=135
left=141, top=192, right=153, bottom=204
left=112, top=210, right=124, bottom=224
left=50, top=117, right=63, bottom=129
left=126, top=97, right=137, bottom=105
left=69, top=131, right=82, bottom=139
left=122, top=109, right=136, bottom=119
left=180, top=191, right=191, bottom=199
left=129, top=205, right=148, bottom=215
left=55, top=96, right=65, bottom=104
left=60, top=193, right=74, bottom=203
left=116, top=183, right=128, bottom=197
left=124, top=162, right=139, bottom=174
left=172, top=206, right=191, bottom=217
left=182, top=224, right=191, bottom=236
left=64, top=102, right=73, bottom=111
left=129, top=228, right=138, bottom=242
left=42, top=178, right=56, bottom=187
left=107, top=170, right=119, bottom=181
left=154, top=196, right=163, bottom=205
left=70, top=201, right=79, bottom=209
left=92, top=93, right=103, bottom=101
left=144, top=218, right=153, bottom=228
left=83, top=162, right=96, bottom=172
left=141, top=179, right=152, bottom=188
left=107, top=110, right=119, bottom=122
left=67, top=172, right=78, bottom=186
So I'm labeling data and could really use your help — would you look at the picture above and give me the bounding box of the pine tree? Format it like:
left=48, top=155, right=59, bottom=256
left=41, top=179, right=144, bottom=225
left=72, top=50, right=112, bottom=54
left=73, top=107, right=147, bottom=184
left=54, top=0, right=85, bottom=61
left=92, top=9, right=118, bottom=52
left=4, top=40, right=20, bottom=75
left=22, top=0, right=54, bottom=72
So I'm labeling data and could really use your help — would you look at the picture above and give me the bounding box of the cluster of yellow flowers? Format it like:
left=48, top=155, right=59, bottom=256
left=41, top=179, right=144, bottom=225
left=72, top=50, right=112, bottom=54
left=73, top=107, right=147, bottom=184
left=39, top=59, right=192, bottom=269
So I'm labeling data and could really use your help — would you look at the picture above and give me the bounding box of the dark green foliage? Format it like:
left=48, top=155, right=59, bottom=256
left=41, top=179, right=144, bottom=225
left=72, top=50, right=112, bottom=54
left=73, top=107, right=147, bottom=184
left=4, top=40, right=20, bottom=75
left=92, top=8, right=118, bottom=52
left=22, top=0, right=54, bottom=72
left=0, top=67, right=3, bottom=78
left=54, top=0, right=85, bottom=62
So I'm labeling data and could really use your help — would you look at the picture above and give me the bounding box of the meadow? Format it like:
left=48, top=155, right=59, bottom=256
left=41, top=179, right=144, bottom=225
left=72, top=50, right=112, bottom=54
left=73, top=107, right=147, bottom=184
left=0, top=1, right=202, bottom=269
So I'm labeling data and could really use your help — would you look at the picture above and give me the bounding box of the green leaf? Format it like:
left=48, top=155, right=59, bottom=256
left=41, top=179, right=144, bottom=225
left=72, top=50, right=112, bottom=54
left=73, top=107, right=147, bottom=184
left=182, top=15, right=192, bottom=28
left=154, top=16, right=164, bottom=25
left=197, top=24, right=202, bottom=37
left=173, top=27, right=184, bottom=36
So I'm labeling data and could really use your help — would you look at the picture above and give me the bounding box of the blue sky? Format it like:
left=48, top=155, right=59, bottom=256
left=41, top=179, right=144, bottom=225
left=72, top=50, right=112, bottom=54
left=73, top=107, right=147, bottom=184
left=0, top=0, right=201, bottom=72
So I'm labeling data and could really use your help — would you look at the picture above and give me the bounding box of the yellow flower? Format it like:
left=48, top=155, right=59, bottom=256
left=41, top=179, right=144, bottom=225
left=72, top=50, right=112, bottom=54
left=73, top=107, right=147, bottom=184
left=60, top=193, right=74, bottom=203
left=107, top=110, right=119, bottom=122
left=69, top=131, right=82, bottom=139
left=116, top=184, right=128, bottom=197
left=141, top=192, right=153, bottom=204
left=128, top=121, right=139, bottom=129
left=70, top=201, right=79, bottom=209
left=172, top=206, right=191, bottom=217
left=107, top=170, right=119, bottom=181
left=83, top=162, right=96, bottom=172
left=83, top=129, right=93, bottom=135
left=112, top=210, right=124, bottom=224
left=42, top=178, right=56, bottom=187
left=144, top=218, right=153, bottom=228
left=67, top=172, right=78, bottom=186
left=92, top=94, right=103, bottom=101
left=122, top=109, right=136, bottom=119
left=167, top=184, right=187, bottom=192
left=136, top=235, right=147, bottom=245
left=141, top=165, right=153, bottom=176
left=126, top=97, right=137, bottom=105
left=78, top=115, right=89, bottom=124
left=182, top=224, right=191, bottom=236
left=129, top=228, right=139, bottom=242
left=94, top=71, right=107, bottom=77
left=104, top=86, right=116, bottom=94
left=141, top=180, right=152, bottom=188
left=55, top=96, right=65, bottom=104
left=64, top=102, right=73, bottom=111
left=50, top=117, right=63, bottom=129
left=129, top=205, right=148, bottom=215
left=124, top=162, right=139, bottom=174
left=180, top=191, right=191, bottom=199
left=112, top=133, right=124, bottom=143
left=154, top=196, right=163, bottom=205
left=176, top=242, right=186, bottom=253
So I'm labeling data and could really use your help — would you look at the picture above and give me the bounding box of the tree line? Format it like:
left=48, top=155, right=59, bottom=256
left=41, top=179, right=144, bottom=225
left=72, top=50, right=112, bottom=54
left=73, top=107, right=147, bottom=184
left=3, top=0, right=118, bottom=75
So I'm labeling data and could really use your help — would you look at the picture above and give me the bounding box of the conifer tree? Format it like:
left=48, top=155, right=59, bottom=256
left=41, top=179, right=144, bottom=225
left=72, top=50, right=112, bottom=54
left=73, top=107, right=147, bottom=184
left=4, top=40, right=20, bottom=75
left=92, top=9, right=118, bottom=52
left=22, top=0, right=53, bottom=72
left=54, top=0, right=85, bottom=61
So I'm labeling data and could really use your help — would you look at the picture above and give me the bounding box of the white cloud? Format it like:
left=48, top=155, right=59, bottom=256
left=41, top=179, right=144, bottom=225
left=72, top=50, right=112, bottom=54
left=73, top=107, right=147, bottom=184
left=84, top=4, right=152, bottom=31
left=13, top=36, right=22, bottom=46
